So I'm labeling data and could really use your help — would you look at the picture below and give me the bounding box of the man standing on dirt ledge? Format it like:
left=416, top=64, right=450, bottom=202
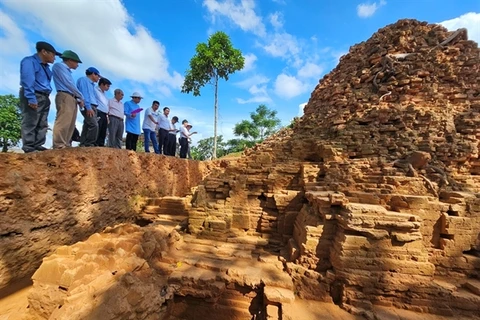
left=52, top=50, right=84, bottom=149
left=19, top=41, right=61, bottom=153
left=77, top=67, right=101, bottom=147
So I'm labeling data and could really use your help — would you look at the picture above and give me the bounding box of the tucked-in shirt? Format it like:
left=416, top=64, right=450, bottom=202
left=124, top=100, right=141, bottom=135
left=95, top=86, right=109, bottom=113
left=142, top=107, right=159, bottom=131
left=52, top=62, right=83, bottom=99
left=76, top=76, right=97, bottom=111
left=20, top=54, right=53, bottom=104
left=108, top=98, right=124, bottom=119
left=169, top=122, right=178, bottom=135
left=157, top=113, right=170, bottom=130
left=180, top=125, right=189, bottom=138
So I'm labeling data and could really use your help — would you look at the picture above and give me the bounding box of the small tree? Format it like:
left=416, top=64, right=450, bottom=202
left=190, top=135, right=227, bottom=160
left=0, top=94, right=21, bottom=152
left=233, top=104, right=281, bottom=143
left=181, top=31, right=244, bottom=159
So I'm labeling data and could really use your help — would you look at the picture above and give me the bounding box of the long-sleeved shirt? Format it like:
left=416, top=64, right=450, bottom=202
left=124, top=100, right=141, bottom=135
left=76, top=76, right=97, bottom=111
left=108, top=98, right=124, bottom=119
left=20, top=54, right=53, bottom=104
left=52, top=62, right=83, bottom=100
left=95, top=86, right=109, bottom=113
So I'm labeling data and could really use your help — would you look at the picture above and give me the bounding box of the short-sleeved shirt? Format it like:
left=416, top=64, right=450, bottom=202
left=180, top=125, right=189, bottom=139
left=142, top=107, right=159, bottom=131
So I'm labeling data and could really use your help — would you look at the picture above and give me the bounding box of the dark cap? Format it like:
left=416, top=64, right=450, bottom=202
left=60, top=50, right=82, bottom=63
left=86, top=67, right=101, bottom=76
left=36, top=41, right=61, bottom=56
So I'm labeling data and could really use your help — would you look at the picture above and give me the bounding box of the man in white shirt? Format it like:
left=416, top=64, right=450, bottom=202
left=157, top=107, right=170, bottom=155
left=179, top=119, right=197, bottom=159
left=95, top=77, right=112, bottom=146
left=167, top=116, right=179, bottom=156
left=142, top=100, right=160, bottom=153
left=107, top=89, right=124, bottom=148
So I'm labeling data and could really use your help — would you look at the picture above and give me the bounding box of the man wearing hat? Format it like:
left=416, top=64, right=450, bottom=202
left=77, top=67, right=101, bottom=147
left=124, top=92, right=143, bottom=151
left=52, top=50, right=84, bottom=149
left=179, top=119, right=197, bottom=159
left=19, top=41, right=61, bottom=153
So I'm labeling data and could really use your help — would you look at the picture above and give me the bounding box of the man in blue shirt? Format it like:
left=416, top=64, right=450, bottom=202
left=77, top=67, right=101, bottom=147
left=19, top=41, right=61, bottom=153
left=124, top=92, right=143, bottom=151
left=52, top=50, right=84, bottom=149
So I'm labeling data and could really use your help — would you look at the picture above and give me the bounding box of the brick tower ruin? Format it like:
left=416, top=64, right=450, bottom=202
left=187, top=19, right=480, bottom=316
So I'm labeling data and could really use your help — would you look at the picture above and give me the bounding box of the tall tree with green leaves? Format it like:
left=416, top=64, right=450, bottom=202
left=233, top=104, right=281, bottom=143
left=0, top=94, right=21, bottom=152
left=181, top=31, right=244, bottom=159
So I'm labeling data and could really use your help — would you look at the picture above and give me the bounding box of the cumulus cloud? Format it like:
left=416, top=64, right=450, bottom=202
left=298, top=102, right=307, bottom=116
left=439, top=12, right=480, bottom=44
left=297, top=62, right=324, bottom=79
left=234, top=74, right=271, bottom=104
left=203, top=0, right=266, bottom=37
left=241, top=53, right=258, bottom=73
left=1, top=0, right=183, bottom=95
left=357, top=0, right=386, bottom=18
left=274, top=74, right=307, bottom=99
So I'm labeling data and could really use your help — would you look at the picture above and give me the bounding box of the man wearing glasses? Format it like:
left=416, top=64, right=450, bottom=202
left=77, top=67, right=102, bottom=147
left=19, top=41, right=61, bottom=153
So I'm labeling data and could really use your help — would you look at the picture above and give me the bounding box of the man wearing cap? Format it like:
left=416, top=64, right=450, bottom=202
left=19, top=41, right=60, bottom=153
left=157, top=107, right=171, bottom=155
left=95, top=77, right=112, bottom=147
left=52, top=50, right=84, bottom=149
left=179, top=119, right=197, bottom=159
left=142, top=100, right=160, bottom=154
left=107, top=89, right=125, bottom=149
left=124, top=92, right=143, bottom=151
left=77, top=67, right=101, bottom=147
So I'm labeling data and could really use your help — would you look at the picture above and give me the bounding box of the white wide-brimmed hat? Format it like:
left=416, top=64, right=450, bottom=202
left=131, top=92, right=143, bottom=98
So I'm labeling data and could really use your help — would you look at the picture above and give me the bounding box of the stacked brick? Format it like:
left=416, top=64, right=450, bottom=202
left=187, top=19, right=480, bottom=317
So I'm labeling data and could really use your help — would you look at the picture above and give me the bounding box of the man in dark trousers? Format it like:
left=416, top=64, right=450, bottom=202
left=95, top=77, right=112, bottom=146
left=19, top=41, right=61, bottom=153
left=77, top=67, right=101, bottom=146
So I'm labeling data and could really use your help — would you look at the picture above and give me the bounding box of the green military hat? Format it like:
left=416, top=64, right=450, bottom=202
left=60, top=50, right=82, bottom=63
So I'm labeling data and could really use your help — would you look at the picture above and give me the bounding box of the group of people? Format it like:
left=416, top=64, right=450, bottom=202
left=19, top=41, right=197, bottom=158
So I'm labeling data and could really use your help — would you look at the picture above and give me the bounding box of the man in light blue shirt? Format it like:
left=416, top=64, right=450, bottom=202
left=77, top=67, right=101, bottom=147
left=19, top=41, right=60, bottom=153
left=124, top=92, right=143, bottom=151
left=52, top=50, right=84, bottom=149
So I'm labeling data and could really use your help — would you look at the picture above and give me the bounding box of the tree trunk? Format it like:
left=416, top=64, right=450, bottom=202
left=213, top=75, right=219, bottom=159
left=1, top=139, right=7, bottom=153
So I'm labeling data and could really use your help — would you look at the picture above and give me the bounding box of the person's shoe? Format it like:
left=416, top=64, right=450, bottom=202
left=35, top=146, right=49, bottom=151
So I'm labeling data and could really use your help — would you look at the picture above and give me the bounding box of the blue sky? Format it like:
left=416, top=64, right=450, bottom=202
left=0, top=0, right=479, bottom=147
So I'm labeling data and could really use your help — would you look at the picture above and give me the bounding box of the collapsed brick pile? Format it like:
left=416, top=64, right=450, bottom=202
left=187, top=19, right=480, bottom=317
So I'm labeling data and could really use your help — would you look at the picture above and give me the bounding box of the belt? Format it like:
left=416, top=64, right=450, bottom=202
left=109, top=114, right=123, bottom=121
left=34, top=90, right=50, bottom=96
left=57, top=90, right=75, bottom=98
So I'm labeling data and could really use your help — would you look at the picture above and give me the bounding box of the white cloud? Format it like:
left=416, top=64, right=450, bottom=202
left=241, top=53, right=257, bottom=73
left=234, top=74, right=271, bottom=104
left=274, top=74, right=307, bottom=99
left=298, top=102, right=307, bottom=116
left=269, top=12, right=284, bottom=29
left=439, top=12, right=480, bottom=44
left=357, top=0, right=386, bottom=18
left=297, top=62, right=324, bottom=79
left=260, top=32, right=301, bottom=64
left=0, top=9, right=30, bottom=56
left=1, top=0, right=182, bottom=95
left=203, top=0, right=266, bottom=37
